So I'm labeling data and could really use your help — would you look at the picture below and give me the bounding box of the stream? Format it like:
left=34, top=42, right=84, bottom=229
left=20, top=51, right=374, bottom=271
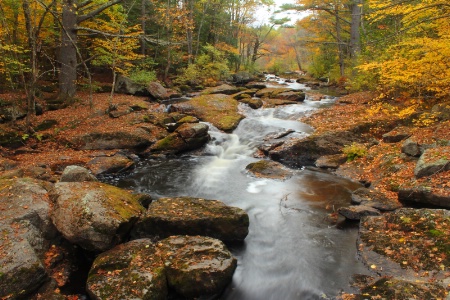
left=104, top=78, right=369, bottom=299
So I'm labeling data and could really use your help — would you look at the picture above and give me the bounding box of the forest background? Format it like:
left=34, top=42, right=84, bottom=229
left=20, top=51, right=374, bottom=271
left=0, top=0, right=449, bottom=117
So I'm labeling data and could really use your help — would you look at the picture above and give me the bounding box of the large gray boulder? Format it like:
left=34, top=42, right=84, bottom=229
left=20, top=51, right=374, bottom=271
left=157, top=235, right=237, bottom=298
left=132, top=197, right=249, bottom=242
left=87, top=239, right=167, bottom=300
left=60, top=165, right=98, bottom=182
left=147, top=81, right=170, bottom=100
left=414, top=146, right=450, bottom=178
left=398, top=186, right=450, bottom=208
left=50, top=182, right=145, bottom=252
left=114, top=74, right=149, bottom=96
left=0, top=178, right=57, bottom=298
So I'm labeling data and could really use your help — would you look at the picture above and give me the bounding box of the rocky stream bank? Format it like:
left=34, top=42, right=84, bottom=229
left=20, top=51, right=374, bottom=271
left=0, top=75, right=449, bottom=299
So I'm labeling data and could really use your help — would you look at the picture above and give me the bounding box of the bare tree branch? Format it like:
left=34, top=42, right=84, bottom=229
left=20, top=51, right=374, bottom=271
left=77, top=0, right=123, bottom=23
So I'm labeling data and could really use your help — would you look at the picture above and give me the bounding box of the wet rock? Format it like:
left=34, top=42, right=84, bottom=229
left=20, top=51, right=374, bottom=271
left=239, top=97, right=263, bottom=109
left=50, top=182, right=145, bottom=252
left=60, top=165, right=98, bottom=182
left=382, top=126, right=411, bottom=143
left=398, top=186, right=450, bottom=208
left=87, top=239, right=167, bottom=300
left=157, top=235, right=237, bottom=298
left=269, top=131, right=362, bottom=168
left=338, top=205, right=381, bottom=220
left=263, top=99, right=298, bottom=107
left=275, top=91, right=306, bottom=102
left=87, top=153, right=135, bottom=176
left=245, top=160, right=292, bottom=180
left=148, top=122, right=209, bottom=154
left=254, top=87, right=292, bottom=98
left=414, top=146, right=450, bottom=178
left=315, top=154, right=347, bottom=169
left=132, top=197, right=249, bottom=242
left=202, top=84, right=240, bottom=95
left=0, top=178, right=57, bottom=298
left=351, top=187, right=402, bottom=211
left=172, top=94, right=244, bottom=132
left=71, top=129, right=153, bottom=151
left=147, top=81, right=170, bottom=100
left=114, top=74, right=149, bottom=96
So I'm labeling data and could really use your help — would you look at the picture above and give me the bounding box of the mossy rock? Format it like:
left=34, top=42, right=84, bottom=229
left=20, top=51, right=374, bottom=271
left=132, top=197, right=249, bottom=242
left=172, top=94, right=244, bottom=132
left=238, top=98, right=263, bottom=109
left=245, top=160, right=292, bottom=180
left=50, top=182, right=145, bottom=252
left=156, top=235, right=237, bottom=298
left=87, top=239, right=167, bottom=300
left=0, top=130, right=23, bottom=148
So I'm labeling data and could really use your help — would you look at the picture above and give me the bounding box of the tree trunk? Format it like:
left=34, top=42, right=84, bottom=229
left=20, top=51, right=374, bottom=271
left=141, top=0, right=146, bottom=55
left=350, top=0, right=362, bottom=58
left=59, top=0, right=78, bottom=100
left=335, top=5, right=345, bottom=77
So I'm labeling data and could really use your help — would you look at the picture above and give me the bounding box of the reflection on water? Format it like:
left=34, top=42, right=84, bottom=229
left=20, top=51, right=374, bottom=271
left=106, top=82, right=370, bottom=299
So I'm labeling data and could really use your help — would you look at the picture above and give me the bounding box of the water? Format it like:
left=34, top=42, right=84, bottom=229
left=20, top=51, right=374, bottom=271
left=107, top=82, right=369, bottom=299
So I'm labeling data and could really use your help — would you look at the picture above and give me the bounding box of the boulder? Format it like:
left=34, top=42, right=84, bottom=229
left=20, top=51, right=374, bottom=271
left=172, top=94, right=244, bottom=132
left=398, top=186, right=450, bottom=208
left=275, top=91, right=306, bottom=102
left=269, top=131, right=363, bottom=168
left=0, top=178, right=57, bottom=298
left=414, top=146, right=450, bottom=178
left=245, top=160, right=292, bottom=180
left=148, top=122, right=209, bottom=154
left=245, top=82, right=267, bottom=89
left=431, top=101, right=450, bottom=120
left=147, top=81, right=170, bottom=100
left=50, top=182, right=145, bottom=252
left=87, top=153, right=135, bottom=176
left=132, top=197, right=249, bottom=242
left=71, top=129, right=153, bottom=151
left=338, top=205, right=381, bottom=220
left=114, top=74, right=149, bottom=96
left=315, top=154, right=347, bottom=169
left=239, top=97, right=263, bottom=109
left=87, top=239, right=167, bottom=300
left=401, top=137, right=422, bottom=157
left=202, top=84, right=240, bottom=95
left=0, top=105, right=27, bottom=123
left=351, top=187, right=402, bottom=211
left=382, top=126, right=411, bottom=143
left=263, top=99, right=298, bottom=107
left=0, top=157, right=18, bottom=171
left=232, top=71, right=254, bottom=84
left=60, top=165, right=98, bottom=182
left=254, top=87, right=292, bottom=98
left=233, top=89, right=257, bottom=100
left=157, top=235, right=237, bottom=298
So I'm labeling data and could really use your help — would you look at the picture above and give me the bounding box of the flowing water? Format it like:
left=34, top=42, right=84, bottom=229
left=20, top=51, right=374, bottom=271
left=105, top=79, right=370, bottom=299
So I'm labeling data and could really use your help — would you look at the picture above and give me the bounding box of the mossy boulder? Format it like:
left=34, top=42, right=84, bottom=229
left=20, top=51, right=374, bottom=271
left=172, top=94, right=244, bottom=132
left=132, top=197, right=249, bottom=242
left=0, top=178, right=57, bottom=298
left=239, top=97, right=263, bottom=109
left=148, top=122, right=209, bottom=154
left=50, top=182, right=145, bottom=252
left=87, top=239, right=167, bottom=300
left=202, top=84, right=240, bottom=95
left=263, top=99, right=298, bottom=107
left=245, top=160, right=292, bottom=180
left=157, top=235, right=237, bottom=298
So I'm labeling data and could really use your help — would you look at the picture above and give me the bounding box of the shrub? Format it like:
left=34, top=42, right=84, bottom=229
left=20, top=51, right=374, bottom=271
left=343, top=142, right=368, bottom=161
